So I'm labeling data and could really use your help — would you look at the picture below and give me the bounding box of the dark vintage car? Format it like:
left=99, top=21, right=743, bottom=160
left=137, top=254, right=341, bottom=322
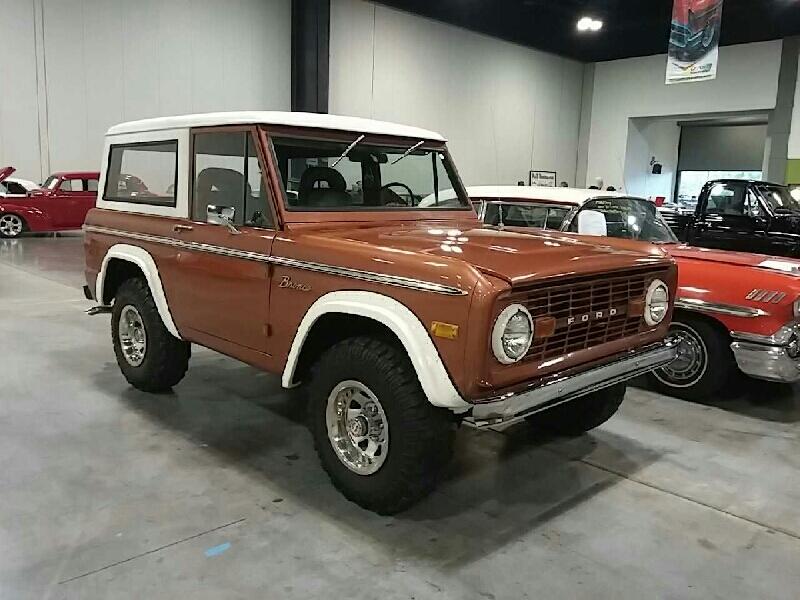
left=662, top=179, right=800, bottom=258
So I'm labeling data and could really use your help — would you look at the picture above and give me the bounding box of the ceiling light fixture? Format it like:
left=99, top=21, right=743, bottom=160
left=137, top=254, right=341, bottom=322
left=577, top=16, right=603, bottom=32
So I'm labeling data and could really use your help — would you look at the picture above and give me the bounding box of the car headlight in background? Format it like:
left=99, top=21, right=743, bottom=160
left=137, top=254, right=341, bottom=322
left=492, top=304, right=534, bottom=364
left=644, top=279, right=670, bottom=326
left=787, top=334, right=800, bottom=359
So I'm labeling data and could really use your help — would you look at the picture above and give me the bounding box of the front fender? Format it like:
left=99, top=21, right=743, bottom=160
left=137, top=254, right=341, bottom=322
left=0, top=203, right=53, bottom=231
left=96, top=244, right=181, bottom=339
left=282, top=290, right=471, bottom=412
left=675, top=259, right=799, bottom=336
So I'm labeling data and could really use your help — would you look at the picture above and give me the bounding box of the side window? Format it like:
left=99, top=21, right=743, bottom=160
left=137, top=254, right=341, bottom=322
left=104, top=140, right=178, bottom=206
left=484, top=202, right=501, bottom=226
left=192, top=131, right=272, bottom=228
left=706, top=183, right=746, bottom=216
left=58, top=179, right=73, bottom=192
left=545, top=208, right=569, bottom=230
left=500, top=204, right=548, bottom=228
left=87, top=179, right=98, bottom=192
left=745, top=190, right=762, bottom=218
left=5, top=181, right=28, bottom=195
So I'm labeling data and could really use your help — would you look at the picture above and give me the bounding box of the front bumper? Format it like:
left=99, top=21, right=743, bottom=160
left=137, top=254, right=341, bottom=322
left=468, top=340, right=677, bottom=428
left=730, top=324, right=800, bottom=383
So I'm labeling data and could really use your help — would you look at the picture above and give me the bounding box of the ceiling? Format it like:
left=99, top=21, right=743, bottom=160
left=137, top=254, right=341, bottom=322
left=373, top=0, right=800, bottom=62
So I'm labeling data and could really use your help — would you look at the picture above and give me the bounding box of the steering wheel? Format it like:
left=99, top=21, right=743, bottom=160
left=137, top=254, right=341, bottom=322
left=380, top=182, right=415, bottom=206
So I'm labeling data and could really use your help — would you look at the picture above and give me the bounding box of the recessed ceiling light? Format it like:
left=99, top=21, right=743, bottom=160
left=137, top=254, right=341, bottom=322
left=577, top=16, right=603, bottom=32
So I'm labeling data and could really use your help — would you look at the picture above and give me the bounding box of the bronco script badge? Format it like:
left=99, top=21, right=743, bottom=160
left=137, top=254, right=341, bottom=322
left=279, top=275, right=311, bottom=292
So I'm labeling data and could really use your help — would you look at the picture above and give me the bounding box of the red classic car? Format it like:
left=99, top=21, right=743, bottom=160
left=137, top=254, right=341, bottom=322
left=465, top=186, right=800, bottom=400
left=0, top=167, right=100, bottom=238
left=669, top=0, right=723, bottom=62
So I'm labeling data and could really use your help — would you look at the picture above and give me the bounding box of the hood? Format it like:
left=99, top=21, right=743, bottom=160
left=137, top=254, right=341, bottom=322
left=669, top=244, right=800, bottom=274
left=0, top=167, right=15, bottom=184
left=299, top=221, right=671, bottom=287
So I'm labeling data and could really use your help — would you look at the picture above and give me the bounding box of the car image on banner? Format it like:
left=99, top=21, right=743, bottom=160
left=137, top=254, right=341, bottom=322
left=666, top=0, right=724, bottom=84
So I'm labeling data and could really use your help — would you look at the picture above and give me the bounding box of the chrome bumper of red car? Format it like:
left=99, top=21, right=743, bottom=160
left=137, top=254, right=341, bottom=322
left=731, top=324, right=800, bottom=383
left=467, top=339, right=678, bottom=428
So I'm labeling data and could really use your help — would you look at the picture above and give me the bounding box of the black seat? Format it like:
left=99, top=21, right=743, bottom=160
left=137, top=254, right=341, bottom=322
left=298, top=166, right=351, bottom=208
left=195, top=167, right=249, bottom=222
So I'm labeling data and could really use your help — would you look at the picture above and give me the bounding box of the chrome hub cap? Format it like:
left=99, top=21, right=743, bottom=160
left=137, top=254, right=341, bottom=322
left=655, top=323, right=707, bottom=387
left=325, top=380, right=389, bottom=476
left=0, top=215, right=23, bottom=237
left=118, top=305, right=147, bottom=367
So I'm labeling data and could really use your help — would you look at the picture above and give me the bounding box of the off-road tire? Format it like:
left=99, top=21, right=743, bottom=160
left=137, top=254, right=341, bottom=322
left=111, top=277, right=190, bottom=392
left=309, top=336, right=454, bottom=515
left=526, top=383, right=626, bottom=436
left=648, top=316, right=734, bottom=401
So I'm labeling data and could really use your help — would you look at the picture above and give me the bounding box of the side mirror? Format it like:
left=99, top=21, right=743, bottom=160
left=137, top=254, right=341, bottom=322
left=207, top=205, right=240, bottom=234
left=577, top=209, right=608, bottom=236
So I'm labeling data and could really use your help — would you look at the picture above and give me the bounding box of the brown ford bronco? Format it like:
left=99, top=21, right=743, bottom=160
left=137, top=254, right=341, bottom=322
left=83, top=112, right=677, bottom=514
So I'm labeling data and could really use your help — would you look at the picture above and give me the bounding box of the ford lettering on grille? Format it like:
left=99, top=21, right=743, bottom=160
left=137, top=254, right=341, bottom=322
left=557, top=306, right=627, bottom=329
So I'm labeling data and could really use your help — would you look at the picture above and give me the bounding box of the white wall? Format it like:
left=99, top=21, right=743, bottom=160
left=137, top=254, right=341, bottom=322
left=623, top=119, right=680, bottom=200
left=789, top=50, right=800, bottom=160
left=329, top=0, right=585, bottom=188
left=0, top=0, right=291, bottom=182
left=587, top=41, right=783, bottom=191
left=0, top=0, right=42, bottom=183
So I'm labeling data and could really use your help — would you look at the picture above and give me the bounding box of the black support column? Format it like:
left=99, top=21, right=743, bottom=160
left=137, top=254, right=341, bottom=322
left=291, top=0, right=330, bottom=114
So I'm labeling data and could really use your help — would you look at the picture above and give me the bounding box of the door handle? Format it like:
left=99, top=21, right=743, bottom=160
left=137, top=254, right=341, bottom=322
left=173, top=224, right=194, bottom=233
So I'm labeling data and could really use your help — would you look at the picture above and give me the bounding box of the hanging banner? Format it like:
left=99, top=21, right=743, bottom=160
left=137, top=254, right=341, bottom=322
left=665, top=0, right=724, bottom=84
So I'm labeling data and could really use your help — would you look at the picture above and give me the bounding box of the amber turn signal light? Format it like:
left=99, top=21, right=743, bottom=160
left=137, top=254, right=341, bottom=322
left=430, top=321, right=459, bottom=340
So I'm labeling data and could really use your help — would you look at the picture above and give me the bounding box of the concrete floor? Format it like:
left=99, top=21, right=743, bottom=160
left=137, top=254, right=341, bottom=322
left=2, top=234, right=800, bottom=599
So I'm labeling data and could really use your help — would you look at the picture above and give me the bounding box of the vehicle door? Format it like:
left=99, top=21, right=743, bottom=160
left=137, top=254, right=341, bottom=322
left=167, top=126, right=276, bottom=354
left=49, top=177, right=88, bottom=228
left=689, top=182, right=767, bottom=252
left=75, top=177, right=99, bottom=225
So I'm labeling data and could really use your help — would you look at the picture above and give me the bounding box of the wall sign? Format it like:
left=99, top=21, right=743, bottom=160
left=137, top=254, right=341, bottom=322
left=529, top=170, right=557, bottom=187
left=666, top=0, right=724, bottom=85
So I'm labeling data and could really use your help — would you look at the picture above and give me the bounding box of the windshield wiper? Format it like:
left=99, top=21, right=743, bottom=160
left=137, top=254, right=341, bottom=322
left=391, top=140, right=425, bottom=165
left=331, top=134, right=365, bottom=168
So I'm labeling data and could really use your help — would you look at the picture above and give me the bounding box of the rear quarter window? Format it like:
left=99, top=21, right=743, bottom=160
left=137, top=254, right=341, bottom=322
left=104, top=140, right=178, bottom=207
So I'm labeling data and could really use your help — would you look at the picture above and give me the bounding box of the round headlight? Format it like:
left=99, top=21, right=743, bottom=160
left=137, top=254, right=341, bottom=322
left=492, top=304, right=534, bottom=364
left=644, top=279, right=669, bottom=326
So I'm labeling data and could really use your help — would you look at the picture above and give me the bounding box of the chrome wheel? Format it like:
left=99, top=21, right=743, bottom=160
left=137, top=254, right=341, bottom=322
left=654, top=323, right=708, bottom=388
left=325, top=380, right=389, bottom=476
left=118, top=305, right=147, bottom=367
left=0, top=214, right=24, bottom=238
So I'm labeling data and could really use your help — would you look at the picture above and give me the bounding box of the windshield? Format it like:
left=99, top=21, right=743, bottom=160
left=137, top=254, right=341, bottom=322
left=272, top=137, right=470, bottom=211
left=756, top=184, right=800, bottom=213
left=43, top=176, right=59, bottom=190
left=568, top=196, right=679, bottom=243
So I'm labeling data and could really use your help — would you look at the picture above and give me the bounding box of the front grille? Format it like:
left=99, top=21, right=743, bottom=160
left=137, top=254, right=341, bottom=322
left=506, top=267, right=669, bottom=363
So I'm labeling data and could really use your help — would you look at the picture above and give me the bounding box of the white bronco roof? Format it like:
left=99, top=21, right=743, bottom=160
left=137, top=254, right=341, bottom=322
left=106, top=111, right=446, bottom=141
left=465, top=186, right=628, bottom=205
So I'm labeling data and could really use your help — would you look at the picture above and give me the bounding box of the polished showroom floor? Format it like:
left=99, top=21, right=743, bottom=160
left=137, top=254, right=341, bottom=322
left=2, top=234, right=800, bottom=599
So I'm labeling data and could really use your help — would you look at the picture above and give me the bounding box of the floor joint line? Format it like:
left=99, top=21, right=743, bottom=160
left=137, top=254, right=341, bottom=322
left=57, top=517, right=246, bottom=585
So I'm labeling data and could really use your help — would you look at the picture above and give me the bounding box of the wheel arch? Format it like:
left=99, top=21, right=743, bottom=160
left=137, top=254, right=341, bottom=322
left=282, top=290, right=470, bottom=412
left=672, top=307, right=732, bottom=340
left=0, top=211, right=28, bottom=233
left=97, top=244, right=181, bottom=339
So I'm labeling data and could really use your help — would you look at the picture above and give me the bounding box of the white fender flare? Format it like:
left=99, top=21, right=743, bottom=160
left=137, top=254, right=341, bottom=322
left=96, top=244, right=182, bottom=339
left=282, top=290, right=471, bottom=412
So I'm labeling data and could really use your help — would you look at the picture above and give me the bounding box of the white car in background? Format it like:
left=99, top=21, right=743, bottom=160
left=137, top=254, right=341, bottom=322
left=0, top=170, right=41, bottom=198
